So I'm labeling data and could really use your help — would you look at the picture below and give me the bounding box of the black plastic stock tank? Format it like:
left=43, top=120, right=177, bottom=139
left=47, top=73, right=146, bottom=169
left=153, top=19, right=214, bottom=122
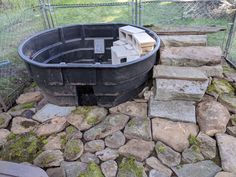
left=18, top=23, right=160, bottom=107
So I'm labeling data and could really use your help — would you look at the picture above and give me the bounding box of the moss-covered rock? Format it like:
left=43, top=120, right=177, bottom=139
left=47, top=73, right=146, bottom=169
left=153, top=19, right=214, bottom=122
left=0, top=117, right=5, bottom=125
left=223, top=64, right=236, bottom=73
left=188, top=134, right=201, bottom=147
left=79, top=162, right=104, bottom=177
left=207, top=78, right=235, bottom=97
left=0, top=132, right=47, bottom=163
left=65, top=125, right=78, bottom=140
left=0, top=113, right=12, bottom=128
left=8, top=104, right=35, bottom=117
left=64, top=137, right=84, bottom=161
left=33, top=150, right=63, bottom=168
left=218, top=94, right=236, bottom=113
left=67, top=106, right=108, bottom=131
left=117, top=158, right=144, bottom=177
left=156, top=144, right=166, bottom=153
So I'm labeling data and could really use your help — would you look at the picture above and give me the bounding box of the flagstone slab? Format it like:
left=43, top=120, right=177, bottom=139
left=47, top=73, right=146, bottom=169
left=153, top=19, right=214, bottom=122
left=171, top=160, right=221, bottom=177
left=160, top=46, right=222, bottom=67
left=148, top=98, right=196, bottom=123
left=154, top=79, right=209, bottom=101
left=160, top=35, right=207, bottom=47
left=33, top=104, right=76, bottom=123
left=153, top=65, right=208, bottom=81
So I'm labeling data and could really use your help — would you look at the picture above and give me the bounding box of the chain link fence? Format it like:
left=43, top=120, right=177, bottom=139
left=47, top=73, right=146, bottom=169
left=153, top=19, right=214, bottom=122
left=40, top=0, right=136, bottom=28
left=1, top=0, right=236, bottom=111
left=225, top=13, right=236, bottom=66
left=0, top=0, right=46, bottom=111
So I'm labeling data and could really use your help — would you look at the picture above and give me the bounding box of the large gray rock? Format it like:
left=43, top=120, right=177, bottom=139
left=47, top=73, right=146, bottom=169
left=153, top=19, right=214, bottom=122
left=155, top=141, right=181, bottom=167
left=105, top=131, right=126, bottom=148
left=182, top=146, right=204, bottom=163
left=11, top=117, right=39, bottom=134
left=197, top=132, right=216, bottom=159
left=160, top=46, right=222, bottom=67
left=218, top=94, right=236, bottom=114
left=65, top=128, right=82, bottom=142
left=149, top=98, right=196, bottom=123
left=160, top=35, right=207, bottom=47
left=96, top=148, right=119, bottom=161
left=84, top=140, right=105, bottom=153
left=0, top=129, right=10, bottom=147
left=33, top=150, right=64, bottom=168
left=197, top=100, right=230, bottom=136
left=80, top=152, right=100, bottom=164
left=35, top=117, right=67, bottom=136
left=152, top=118, right=198, bottom=152
left=0, top=160, right=49, bottom=177
left=67, top=106, right=108, bottom=131
left=46, top=167, right=65, bottom=177
left=64, top=135, right=84, bottom=161
left=0, top=113, right=12, bottom=128
left=61, top=161, right=87, bottom=177
left=43, top=132, right=66, bottom=150
left=171, top=160, right=221, bottom=177
left=8, top=104, right=36, bottom=117
left=119, top=139, right=155, bottom=161
left=33, top=104, right=75, bottom=123
left=83, top=113, right=129, bottom=141
left=154, top=79, right=209, bottom=102
left=216, top=133, right=236, bottom=173
left=109, top=101, right=147, bottom=118
left=146, top=157, right=172, bottom=176
left=124, top=117, right=152, bottom=141
left=101, top=160, right=118, bottom=177
left=16, top=91, right=43, bottom=104
left=153, top=65, right=208, bottom=81
left=215, top=172, right=236, bottom=177
left=149, top=169, right=170, bottom=177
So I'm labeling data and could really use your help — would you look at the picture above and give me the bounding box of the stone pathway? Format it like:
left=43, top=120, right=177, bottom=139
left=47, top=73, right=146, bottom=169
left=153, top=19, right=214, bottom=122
left=1, top=34, right=236, bottom=177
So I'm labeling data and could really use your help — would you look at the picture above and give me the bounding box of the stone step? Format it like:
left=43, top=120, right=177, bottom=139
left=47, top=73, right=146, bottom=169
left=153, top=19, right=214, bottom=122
left=160, top=46, right=222, bottom=67
left=153, top=65, right=208, bottom=81
left=160, top=35, right=207, bottom=47
left=154, top=78, right=209, bottom=102
left=148, top=98, right=196, bottom=123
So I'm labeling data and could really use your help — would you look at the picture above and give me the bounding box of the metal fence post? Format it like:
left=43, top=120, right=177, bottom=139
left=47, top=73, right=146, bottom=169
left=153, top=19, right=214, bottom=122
left=138, top=0, right=142, bottom=26
left=39, top=0, right=51, bottom=28
left=38, top=0, right=48, bottom=29
left=225, top=12, right=236, bottom=59
left=131, top=0, right=135, bottom=24
left=135, top=0, right=138, bottom=25
left=47, top=0, right=55, bottom=28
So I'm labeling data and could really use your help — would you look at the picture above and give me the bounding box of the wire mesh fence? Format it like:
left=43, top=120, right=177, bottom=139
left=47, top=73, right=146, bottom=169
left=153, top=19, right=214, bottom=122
left=41, top=0, right=136, bottom=28
left=225, top=13, right=236, bottom=66
left=0, top=0, right=46, bottom=111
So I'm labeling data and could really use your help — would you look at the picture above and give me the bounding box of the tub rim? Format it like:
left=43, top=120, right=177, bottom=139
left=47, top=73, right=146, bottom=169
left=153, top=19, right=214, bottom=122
left=18, top=23, right=160, bottom=69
